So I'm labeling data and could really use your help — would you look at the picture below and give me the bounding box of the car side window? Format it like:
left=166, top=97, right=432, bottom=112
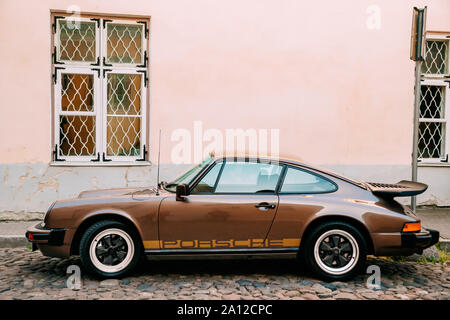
left=280, top=167, right=337, bottom=193
left=191, top=163, right=223, bottom=194
left=214, top=161, right=283, bottom=193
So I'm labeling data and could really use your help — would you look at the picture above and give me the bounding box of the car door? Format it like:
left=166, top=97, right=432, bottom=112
left=158, top=159, right=283, bottom=251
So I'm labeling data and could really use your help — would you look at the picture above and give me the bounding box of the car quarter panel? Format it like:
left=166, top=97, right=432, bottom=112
left=267, top=175, right=417, bottom=254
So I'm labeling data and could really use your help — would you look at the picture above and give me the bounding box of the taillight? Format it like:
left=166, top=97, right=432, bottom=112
left=402, top=222, right=421, bottom=232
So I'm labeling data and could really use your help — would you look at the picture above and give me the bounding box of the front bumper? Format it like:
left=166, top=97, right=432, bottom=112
left=25, top=222, right=66, bottom=250
left=401, top=228, right=440, bottom=252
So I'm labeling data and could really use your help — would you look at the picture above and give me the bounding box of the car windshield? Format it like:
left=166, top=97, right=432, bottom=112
left=163, top=156, right=214, bottom=192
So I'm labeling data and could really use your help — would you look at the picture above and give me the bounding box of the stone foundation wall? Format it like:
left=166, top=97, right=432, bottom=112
left=0, top=163, right=448, bottom=220
left=0, top=163, right=189, bottom=220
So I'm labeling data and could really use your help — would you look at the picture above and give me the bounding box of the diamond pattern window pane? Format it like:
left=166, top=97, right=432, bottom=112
left=106, top=73, right=142, bottom=157
left=418, top=122, right=445, bottom=159
left=420, top=85, right=444, bottom=119
left=106, top=116, right=141, bottom=156
left=422, top=40, right=448, bottom=75
left=107, top=74, right=141, bottom=115
left=58, top=20, right=96, bottom=62
left=61, top=74, right=94, bottom=112
left=59, top=115, right=96, bottom=156
left=106, top=23, right=143, bottom=64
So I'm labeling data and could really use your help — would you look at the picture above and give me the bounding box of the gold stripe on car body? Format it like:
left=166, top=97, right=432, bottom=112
left=143, top=238, right=301, bottom=250
left=142, top=240, right=160, bottom=249
left=282, top=238, right=301, bottom=247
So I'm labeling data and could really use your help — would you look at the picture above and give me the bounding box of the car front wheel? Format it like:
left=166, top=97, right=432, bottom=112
left=79, top=220, right=143, bottom=278
left=302, top=221, right=368, bottom=281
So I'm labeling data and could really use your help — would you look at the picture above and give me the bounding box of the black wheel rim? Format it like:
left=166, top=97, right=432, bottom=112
left=318, top=234, right=354, bottom=268
left=95, top=234, right=128, bottom=266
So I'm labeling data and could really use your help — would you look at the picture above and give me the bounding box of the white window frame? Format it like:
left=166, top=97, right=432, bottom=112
left=54, top=16, right=100, bottom=66
left=422, top=34, right=449, bottom=79
left=52, top=15, right=149, bottom=164
left=54, top=68, right=101, bottom=161
left=102, top=19, right=147, bottom=68
left=102, top=69, right=147, bottom=162
left=418, top=34, right=450, bottom=164
left=418, top=79, right=449, bottom=163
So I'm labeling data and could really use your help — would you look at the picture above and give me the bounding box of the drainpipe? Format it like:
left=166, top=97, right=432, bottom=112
left=411, top=59, right=422, bottom=213
left=410, top=7, right=427, bottom=213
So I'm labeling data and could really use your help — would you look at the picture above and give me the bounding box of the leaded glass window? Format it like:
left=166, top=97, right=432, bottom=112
left=52, top=15, right=149, bottom=163
left=418, top=82, right=449, bottom=162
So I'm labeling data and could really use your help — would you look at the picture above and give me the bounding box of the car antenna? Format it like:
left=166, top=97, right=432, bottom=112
left=156, top=129, right=162, bottom=196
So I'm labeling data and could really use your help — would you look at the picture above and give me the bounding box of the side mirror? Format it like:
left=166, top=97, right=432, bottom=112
left=176, top=184, right=188, bottom=201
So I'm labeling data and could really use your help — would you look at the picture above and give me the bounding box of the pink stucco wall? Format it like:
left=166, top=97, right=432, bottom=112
left=1, top=0, right=450, bottom=165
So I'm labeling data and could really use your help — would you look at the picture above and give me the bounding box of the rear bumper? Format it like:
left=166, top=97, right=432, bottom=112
left=372, top=228, right=439, bottom=256
left=25, top=222, right=66, bottom=247
left=401, top=228, right=439, bottom=251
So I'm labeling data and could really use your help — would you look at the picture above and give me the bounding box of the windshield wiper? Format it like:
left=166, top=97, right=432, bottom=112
left=159, top=181, right=167, bottom=187
left=164, top=182, right=178, bottom=188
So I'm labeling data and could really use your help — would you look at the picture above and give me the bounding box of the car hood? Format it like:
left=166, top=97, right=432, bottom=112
left=78, top=187, right=159, bottom=199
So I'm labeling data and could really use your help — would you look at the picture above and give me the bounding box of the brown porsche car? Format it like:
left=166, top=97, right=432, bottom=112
left=26, top=156, right=439, bottom=281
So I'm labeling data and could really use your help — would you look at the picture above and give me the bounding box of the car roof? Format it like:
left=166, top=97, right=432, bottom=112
left=211, top=155, right=367, bottom=189
left=212, top=154, right=312, bottom=168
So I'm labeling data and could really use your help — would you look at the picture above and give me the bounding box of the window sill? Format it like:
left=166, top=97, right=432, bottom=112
left=418, top=162, right=450, bottom=167
left=49, top=161, right=152, bottom=167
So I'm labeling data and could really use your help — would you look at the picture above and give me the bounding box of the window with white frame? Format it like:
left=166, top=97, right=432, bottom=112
left=52, top=15, right=149, bottom=163
left=418, top=35, right=450, bottom=163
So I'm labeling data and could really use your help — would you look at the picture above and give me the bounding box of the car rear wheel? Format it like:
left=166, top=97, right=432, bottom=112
left=79, top=220, right=143, bottom=278
left=301, top=221, right=368, bottom=281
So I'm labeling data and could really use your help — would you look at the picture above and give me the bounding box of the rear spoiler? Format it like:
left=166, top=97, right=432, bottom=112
left=366, top=180, right=428, bottom=197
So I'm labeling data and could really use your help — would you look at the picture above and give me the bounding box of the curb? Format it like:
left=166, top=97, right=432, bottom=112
left=0, top=236, right=28, bottom=248
left=439, top=240, right=450, bottom=253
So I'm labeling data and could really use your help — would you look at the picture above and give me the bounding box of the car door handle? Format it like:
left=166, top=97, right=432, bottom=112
left=255, top=202, right=276, bottom=210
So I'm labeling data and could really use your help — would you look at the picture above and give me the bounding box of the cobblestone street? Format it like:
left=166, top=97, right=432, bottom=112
left=0, top=248, right=449, bottom=300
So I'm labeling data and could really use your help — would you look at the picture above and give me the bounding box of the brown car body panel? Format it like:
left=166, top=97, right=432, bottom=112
left=28, top=156, right=435, bottom=259
left=159, top=194, right=280, bottom=249
left=44, top=189, right=163, bottom=255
